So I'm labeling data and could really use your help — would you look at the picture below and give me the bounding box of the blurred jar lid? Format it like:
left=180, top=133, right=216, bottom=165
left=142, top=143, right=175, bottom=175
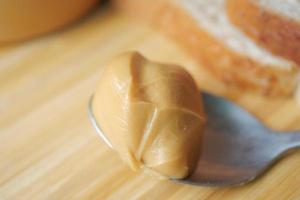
left=0, top=0, right=98, bottom=44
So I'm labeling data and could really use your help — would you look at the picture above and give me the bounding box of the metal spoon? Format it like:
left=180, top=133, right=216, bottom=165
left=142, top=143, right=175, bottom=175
left=88, top=92, right=300, bottom=187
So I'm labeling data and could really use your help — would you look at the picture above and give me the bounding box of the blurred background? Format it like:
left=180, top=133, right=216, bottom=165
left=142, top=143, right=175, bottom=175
left=1, top=1, right=300, bottom=199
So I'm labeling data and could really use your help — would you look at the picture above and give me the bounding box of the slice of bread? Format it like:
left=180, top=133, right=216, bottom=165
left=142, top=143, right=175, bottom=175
left=113, top=0, right=300, bottom=97
left=227, top=0, right=300, bottom=66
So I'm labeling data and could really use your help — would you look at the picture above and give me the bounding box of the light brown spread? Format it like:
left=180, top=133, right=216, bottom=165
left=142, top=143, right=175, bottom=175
left=93, top=52, right=206, bottom=179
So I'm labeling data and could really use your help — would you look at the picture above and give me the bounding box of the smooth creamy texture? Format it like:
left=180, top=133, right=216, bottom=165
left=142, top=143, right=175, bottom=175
left=93, top=52, right=206, bottom=179
left=176, top=0, right=295, bottom=69
left=258, top=0, right=300, bottom=22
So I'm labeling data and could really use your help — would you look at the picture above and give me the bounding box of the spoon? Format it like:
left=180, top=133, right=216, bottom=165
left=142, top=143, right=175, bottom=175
left=88, top=92, right=300, bottom=187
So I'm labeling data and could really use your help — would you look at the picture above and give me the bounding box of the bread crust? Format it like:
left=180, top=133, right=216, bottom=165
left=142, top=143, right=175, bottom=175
left=227, top=0, right=300, bottom=66
left=113, top=0, right=299, bottom=97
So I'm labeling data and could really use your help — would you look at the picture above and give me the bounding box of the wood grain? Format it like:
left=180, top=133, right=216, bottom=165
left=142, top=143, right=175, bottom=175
left=1, top=5, right=300, bottom=200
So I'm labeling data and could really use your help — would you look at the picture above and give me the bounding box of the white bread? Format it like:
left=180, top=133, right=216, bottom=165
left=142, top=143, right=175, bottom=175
left=113, top=0, right=300, bottom=97
left=92, top=52, right=206, bottom=179
left=227, top=0, right=300, bottom=65
left=258, top=0, right=300, bottom=22
left=0, top=0, right=98, bottom=44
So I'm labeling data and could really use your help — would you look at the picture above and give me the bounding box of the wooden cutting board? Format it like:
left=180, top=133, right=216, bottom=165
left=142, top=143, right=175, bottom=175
left=1, top=5, right=300, bottom=200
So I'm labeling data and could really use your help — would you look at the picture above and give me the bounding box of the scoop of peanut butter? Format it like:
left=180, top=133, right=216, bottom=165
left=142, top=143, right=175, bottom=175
left=93, top=52, right=206, bottom=179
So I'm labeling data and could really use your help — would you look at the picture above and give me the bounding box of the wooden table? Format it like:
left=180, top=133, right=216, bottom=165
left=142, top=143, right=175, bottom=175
left=1, top=5, right=300, bottom=200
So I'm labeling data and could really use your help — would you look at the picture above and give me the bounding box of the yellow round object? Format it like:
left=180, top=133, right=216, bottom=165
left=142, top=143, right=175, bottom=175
left=0, top=0, right=98, bottom=43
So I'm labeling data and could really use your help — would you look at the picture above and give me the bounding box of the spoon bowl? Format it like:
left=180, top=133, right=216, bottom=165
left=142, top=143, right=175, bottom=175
left=88, top=92, right=300, bottom=187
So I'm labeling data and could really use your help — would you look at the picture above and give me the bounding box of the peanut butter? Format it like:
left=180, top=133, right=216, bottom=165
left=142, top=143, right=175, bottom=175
left=93, top=52, right=206, bottom=179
